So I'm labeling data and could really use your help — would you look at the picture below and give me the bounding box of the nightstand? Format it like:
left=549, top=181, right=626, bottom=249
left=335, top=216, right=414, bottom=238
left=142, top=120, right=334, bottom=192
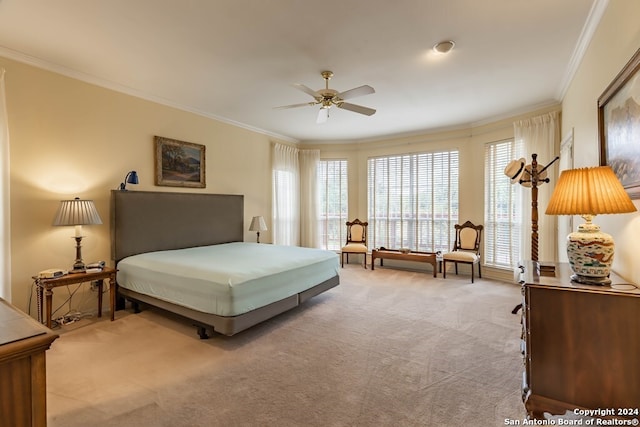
left=34, top=267, right=117, bottom=328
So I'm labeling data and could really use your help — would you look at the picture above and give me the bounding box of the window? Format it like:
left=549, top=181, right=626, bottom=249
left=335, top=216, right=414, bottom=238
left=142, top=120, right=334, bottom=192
left=367, top=150, right=459, bottom=252
left=484, top=139, right=524, bottom=268
left=317, top=159, right=348, bottom=251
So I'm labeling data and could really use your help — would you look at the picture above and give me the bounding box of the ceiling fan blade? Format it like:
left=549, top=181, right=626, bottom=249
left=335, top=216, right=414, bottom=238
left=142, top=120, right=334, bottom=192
left=337, top=102, right=376, bottom=116
left=293, top=83, right=321, bottom=99
left=274, top=102, right=316, bottom=110
left=316, top=107, right=329, bottom=124
left=337, top=85, right=375, bottom=100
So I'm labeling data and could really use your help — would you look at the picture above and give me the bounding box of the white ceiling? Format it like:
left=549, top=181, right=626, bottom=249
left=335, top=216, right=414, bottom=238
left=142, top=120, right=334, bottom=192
left=0, top=0, right=603, bottom=144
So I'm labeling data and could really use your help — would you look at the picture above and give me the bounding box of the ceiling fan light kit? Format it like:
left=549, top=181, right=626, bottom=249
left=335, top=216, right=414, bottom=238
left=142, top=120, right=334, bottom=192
left=276, top=70, right=376, bottom=123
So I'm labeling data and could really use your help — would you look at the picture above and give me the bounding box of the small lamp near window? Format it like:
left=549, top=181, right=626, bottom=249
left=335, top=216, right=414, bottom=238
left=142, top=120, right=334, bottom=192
left=545, top=166, right=637, bottom=285
left=119, top=170, right=139, bottom=191
left=249, top=216, right=268, bottom=243
left=52, top=197, right=103, bottom=272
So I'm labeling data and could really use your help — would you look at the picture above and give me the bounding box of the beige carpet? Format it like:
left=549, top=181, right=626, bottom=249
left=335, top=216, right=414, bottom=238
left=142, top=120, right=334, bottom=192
left=46, top=266, right=528, bottom=426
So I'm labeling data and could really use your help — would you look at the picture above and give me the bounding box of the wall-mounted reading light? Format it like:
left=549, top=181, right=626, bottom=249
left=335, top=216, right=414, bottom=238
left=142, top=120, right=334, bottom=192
left=119, top=171, right=139, bottom=191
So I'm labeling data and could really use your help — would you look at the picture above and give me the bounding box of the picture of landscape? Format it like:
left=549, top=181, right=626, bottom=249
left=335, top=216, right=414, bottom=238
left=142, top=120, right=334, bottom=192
left=155, top=136, right=206, bottom=188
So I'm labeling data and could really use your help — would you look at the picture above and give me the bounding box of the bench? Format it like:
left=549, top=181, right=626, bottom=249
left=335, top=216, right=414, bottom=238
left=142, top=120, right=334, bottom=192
left=370, top=248, right=440, bottom=277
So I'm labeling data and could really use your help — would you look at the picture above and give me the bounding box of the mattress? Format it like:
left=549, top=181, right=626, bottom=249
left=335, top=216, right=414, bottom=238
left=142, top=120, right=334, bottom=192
left=116, top=242, right=340, bottom=316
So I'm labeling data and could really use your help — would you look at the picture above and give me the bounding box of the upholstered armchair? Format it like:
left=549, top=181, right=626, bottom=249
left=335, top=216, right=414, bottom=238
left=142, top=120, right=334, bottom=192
left=341, top=219, right=368, bottom=268
left=442, top=220, right=483, bottom=283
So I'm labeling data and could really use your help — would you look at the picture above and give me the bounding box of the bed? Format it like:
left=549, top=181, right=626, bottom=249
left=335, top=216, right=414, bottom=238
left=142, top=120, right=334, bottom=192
left=110, top=190, right=340, bottom=337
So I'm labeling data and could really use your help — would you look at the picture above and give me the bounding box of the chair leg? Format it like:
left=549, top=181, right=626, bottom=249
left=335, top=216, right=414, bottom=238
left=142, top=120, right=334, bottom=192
left=341, top=253, right=344, bottom=268
left=471, top=264, right=474, bottom=284
left=363, top=253, right=367, bottom=269
left=478, top=262, right=482, bottom=278
left=455, top=262, right=458, bottom=275
left=443, top=260, right=447, bottom=278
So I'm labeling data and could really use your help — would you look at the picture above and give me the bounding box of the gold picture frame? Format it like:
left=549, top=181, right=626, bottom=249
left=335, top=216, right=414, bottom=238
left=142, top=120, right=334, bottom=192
left=155, top=136, right=206, bottom=188
left=598, top=48, right=640, bottom=199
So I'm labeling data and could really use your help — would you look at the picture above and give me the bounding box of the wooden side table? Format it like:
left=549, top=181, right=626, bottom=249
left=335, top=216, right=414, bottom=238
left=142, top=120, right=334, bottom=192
left=34, top=267, right=117, bottom=328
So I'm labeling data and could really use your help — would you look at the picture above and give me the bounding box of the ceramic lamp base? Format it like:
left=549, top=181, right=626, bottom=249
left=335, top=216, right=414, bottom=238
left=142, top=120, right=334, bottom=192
left=566, top=218, right=613, bottom=286
left=570, top=273, right=612, bottom=286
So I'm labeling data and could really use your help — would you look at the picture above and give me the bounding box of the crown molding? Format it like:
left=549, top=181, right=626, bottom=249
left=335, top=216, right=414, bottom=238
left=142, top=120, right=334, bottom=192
left=556, top=0, right=609, bottom=100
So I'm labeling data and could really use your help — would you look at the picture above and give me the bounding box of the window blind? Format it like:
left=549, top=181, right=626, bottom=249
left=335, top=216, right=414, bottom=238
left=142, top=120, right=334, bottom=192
left=483, top=139, right=524, bottom=268
left=317, top=159, right=348, bottom=251
left=367, top=150, right=459, bottom=252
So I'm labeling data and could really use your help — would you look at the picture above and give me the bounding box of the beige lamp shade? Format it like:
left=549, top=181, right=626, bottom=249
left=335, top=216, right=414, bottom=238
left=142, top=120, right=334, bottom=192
left=52, top=197, right=103, bottom=227
left=249, top=216, right=268, bottom=232
left=545, top=166, right=637, bottom=285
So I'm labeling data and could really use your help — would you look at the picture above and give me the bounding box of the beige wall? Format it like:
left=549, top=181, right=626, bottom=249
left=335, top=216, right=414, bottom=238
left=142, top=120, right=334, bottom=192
left=561, top=0, right=640, bottom=283
left=1, top=57, right=278, bottom=314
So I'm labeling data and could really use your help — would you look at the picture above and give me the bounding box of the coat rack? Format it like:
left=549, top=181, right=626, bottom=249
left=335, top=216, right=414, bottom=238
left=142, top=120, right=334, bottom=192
left=508, top=153, right=559, bottom=314
left=517, top=153, right=559, bottom=262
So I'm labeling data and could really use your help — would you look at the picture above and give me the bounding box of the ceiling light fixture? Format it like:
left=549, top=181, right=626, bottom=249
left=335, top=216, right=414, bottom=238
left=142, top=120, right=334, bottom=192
left=433, top=40, right=455, bottom=54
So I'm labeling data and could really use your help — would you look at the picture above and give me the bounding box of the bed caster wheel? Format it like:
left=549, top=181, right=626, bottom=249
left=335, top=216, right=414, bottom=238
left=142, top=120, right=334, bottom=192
left=196, top=326, right=210, bottom=339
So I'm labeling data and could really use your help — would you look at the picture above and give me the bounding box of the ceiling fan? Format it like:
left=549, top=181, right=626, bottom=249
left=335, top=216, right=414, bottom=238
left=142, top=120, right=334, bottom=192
left=276, top=71, right=376, bottom=124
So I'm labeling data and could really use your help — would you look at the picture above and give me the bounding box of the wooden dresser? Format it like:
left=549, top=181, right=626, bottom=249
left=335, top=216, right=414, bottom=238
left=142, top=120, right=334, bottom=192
left=0, top=298, right=59, bottom=427
left=518, top=261, right=640, bottom=420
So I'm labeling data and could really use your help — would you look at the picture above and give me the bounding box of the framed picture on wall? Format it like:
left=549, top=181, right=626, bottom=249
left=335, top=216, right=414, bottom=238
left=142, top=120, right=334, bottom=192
left=155, top=136, right=206, bottom=188
left=598, top=47, right=640, bottom=199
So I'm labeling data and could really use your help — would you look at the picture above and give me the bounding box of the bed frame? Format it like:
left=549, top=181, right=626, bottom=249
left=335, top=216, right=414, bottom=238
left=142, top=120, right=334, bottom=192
left=110, top=190, right=339, bottom=338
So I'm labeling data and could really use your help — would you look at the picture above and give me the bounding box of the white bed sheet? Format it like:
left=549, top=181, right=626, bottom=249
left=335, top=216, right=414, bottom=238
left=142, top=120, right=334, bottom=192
left=116, top=242, right=339, bottom=316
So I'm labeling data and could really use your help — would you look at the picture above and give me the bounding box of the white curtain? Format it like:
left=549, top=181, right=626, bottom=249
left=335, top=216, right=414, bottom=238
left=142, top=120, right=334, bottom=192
left=272, top=143, right=300, bottom=246
left=557, top=130, right=574, bottom=262
left=299, top=149, right=320, bottom=248
left=514, top=111, right=560, bottom=262
left=0, top=69, right=11, bottom=300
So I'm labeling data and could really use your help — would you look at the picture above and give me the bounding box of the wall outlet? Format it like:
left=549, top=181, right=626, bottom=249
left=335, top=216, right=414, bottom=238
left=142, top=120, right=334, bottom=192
left=90, top=281, right=99, bottom=292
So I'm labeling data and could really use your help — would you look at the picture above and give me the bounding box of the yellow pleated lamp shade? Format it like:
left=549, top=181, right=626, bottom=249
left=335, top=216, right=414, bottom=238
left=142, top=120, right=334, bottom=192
left=545, top=166, right=636, bottom=216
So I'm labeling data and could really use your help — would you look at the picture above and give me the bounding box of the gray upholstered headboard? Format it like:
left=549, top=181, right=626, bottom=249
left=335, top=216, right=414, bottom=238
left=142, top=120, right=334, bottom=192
left=111, top=190, right=244, bottom=261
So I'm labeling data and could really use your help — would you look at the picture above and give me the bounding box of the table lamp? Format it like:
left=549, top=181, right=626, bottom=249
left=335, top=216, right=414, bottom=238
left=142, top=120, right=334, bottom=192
left=545, top=166, right=637, bottom=285
left=249, top=216, right=268, bottom=243
left=52, top=197, right=103, bottom=272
